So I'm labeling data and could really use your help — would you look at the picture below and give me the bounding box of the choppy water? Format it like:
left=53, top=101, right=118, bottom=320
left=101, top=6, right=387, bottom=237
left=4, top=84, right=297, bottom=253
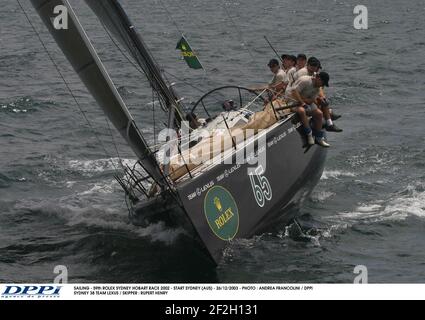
left=1, top=0, right=424, bottom=283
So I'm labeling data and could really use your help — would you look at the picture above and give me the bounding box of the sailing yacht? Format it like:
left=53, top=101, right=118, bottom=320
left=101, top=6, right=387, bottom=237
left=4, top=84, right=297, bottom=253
left=29, top=0, right=327, bottom=264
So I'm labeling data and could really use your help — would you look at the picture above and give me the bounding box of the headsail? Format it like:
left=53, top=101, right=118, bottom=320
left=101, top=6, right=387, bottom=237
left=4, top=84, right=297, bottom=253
left=30, top=0, right=167, bottom=188
left=84, top=0, right=184, bottom=126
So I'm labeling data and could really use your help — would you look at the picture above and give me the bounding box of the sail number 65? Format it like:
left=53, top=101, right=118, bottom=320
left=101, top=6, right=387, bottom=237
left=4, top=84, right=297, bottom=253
left=249, top=165, right=272, bottom=208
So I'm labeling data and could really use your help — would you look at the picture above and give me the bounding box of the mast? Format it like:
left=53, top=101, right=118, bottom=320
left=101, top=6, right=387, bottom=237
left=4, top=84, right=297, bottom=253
left=84, top=0, right=184, bottom=127
left=29, top=0, right=167, bottom=188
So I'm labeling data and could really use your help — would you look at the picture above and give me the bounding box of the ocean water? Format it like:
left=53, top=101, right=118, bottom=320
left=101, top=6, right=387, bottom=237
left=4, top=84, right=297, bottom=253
left=0, top=0, right=424, bottom=283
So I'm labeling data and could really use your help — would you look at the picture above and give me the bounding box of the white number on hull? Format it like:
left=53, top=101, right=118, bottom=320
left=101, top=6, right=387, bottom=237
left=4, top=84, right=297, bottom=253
left=249, top=165, right=272, bottom=208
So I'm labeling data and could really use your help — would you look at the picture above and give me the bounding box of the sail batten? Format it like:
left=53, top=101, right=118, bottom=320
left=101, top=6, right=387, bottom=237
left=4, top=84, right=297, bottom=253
left=29, top=0, right=166, bottom=187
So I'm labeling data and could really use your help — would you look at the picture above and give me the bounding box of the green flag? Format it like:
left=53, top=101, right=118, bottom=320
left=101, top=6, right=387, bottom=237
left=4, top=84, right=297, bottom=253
left=176, top=36, right=203, bottom=70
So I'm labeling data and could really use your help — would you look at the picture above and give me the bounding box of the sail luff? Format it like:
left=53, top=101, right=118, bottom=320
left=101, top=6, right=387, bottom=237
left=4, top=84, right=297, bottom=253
left=84, top=0, right=184, bottom=126
left=30, top=0, right=166, bottom=187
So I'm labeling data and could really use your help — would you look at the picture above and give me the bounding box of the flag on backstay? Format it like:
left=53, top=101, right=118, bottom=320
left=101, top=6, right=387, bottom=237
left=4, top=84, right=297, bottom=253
left=176, top=36, right=203, bottom=70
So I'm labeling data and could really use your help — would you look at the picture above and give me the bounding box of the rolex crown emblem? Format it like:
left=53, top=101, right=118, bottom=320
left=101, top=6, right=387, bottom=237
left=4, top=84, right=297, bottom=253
left=214, top=197, right=223, bottom=212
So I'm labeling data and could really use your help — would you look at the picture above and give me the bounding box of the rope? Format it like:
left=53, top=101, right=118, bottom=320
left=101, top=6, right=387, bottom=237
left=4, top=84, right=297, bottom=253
left=16, top=0, right=119, bottom=172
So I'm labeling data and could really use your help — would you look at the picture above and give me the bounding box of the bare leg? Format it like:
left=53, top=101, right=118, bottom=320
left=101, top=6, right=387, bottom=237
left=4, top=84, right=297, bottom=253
left=322, top=106, right=331, bottom=121
left=296, top=107, right=310, bottom=129
left=311, top=108, right=323, bottom=132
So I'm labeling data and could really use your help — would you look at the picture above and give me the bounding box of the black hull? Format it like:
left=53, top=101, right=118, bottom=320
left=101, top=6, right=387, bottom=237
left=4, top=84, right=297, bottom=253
left=131, top=115, right=327, bottom=264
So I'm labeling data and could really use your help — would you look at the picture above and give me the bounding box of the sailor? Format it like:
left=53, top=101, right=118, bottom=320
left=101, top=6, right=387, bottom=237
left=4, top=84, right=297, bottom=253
left=250, top=58, right=287, bottom=95
left=288, top=72, right=332, bottom=147
left=281, top=54, right=297, bottom=87
left=292, top=56, right=321, bottom=82
left=286, top=54, right=306, bottom=87
left=302, top=60, right=342, bottom=132
left=267, top=58, right=286, bottom=91
left=296, top=54, right=307, bottom=70
left=222, top=100, right=236, bottom=112
left=267, top=55, right=297, bottom=100
left=285, top=56, right=320, bottom=97
left=288, top=57, right=342, bottom=131
left=185, top=112, right=206, bottom=129
left=281, top=54, right=296, bottom=73
left=317, top=89, right=343, bottom=132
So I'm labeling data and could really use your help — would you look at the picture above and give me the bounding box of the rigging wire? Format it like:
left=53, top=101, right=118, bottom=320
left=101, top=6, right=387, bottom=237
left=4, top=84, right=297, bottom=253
left=97, top=1, right=246, bottom=111
left=161, top=0, right=261, bottom=67
left=92, top=11, right=187, bottom=196
left=220, top=0, right=258, bottom=63
left=157, top=0, right=207, bottom=78
left=98, top=19, right=188, bottom=122
left=157, top=0, right=184, bottom=35
left=170, top=0, right=251, bottom=31
left=98, top=20, right=196, bottom=125
left=99, top=22, right=146, bottom=78
left=96, top=19, right=163, bottom=150
left=19, top=0, right=182, bottom=201
left=88, top=4, right=275, bottom=174
left=99, top=22, right=186, bottom=112
left=152, top=88, right=157, bottom=148
left=146, top=89, right=266, bottom=150
left=88, top=0, right=270, bottom=154
left=94, top=0, right=187, bottom=136
left=16, top=0, right=120, bottom=172
left=156, top=0, right=209, bottom=93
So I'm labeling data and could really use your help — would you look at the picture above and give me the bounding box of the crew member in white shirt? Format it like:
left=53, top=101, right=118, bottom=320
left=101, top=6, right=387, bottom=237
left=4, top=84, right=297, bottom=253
left=288, top=72, right=331, bottom=147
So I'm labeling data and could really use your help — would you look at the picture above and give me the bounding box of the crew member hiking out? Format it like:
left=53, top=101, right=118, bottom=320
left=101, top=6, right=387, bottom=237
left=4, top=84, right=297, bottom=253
left=288, top=72, right=332, bottom=148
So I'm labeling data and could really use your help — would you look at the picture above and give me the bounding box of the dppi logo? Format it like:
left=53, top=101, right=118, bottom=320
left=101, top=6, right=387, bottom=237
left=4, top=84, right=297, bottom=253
left=2, top=285, right=62, bottom=298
